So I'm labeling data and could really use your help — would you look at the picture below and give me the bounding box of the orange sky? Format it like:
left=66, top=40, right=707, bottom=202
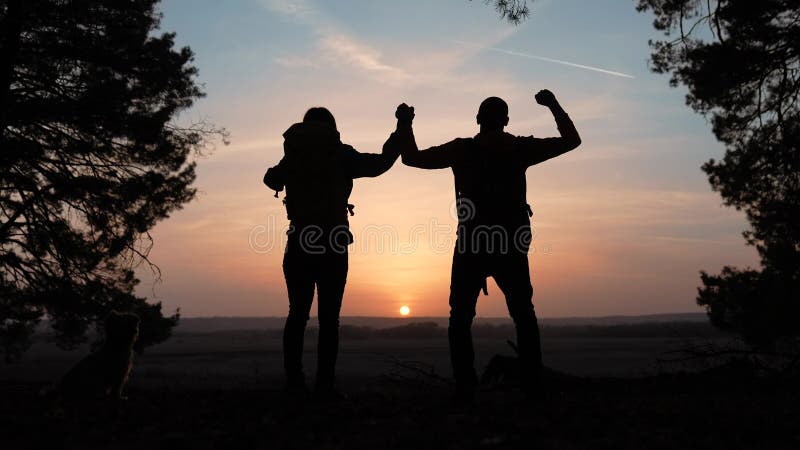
left=136, top=0, right=759, bottom=318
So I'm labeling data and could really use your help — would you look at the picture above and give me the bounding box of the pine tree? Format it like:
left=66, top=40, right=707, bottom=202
left=638, top=0, right=799, bottom=346
left=0, top=0, right=226, bottom=360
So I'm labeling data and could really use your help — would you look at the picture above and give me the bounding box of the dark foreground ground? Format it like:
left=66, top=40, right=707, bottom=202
left=2, top=325, right=798, bottom=449
left=2, top=372, right=799, bottom=450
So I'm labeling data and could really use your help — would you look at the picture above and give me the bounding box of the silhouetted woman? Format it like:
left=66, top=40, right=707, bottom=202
left=263, top=106, right=410, bottom=400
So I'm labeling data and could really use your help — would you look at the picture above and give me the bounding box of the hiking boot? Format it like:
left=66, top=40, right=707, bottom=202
left=451, top=379, right=477, bottom=408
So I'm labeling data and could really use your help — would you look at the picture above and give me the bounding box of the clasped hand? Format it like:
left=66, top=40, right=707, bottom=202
left=395, top=103, right=415, bottom=125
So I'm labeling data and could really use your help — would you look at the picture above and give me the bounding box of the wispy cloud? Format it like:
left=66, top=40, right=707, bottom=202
left=450, top=40, right=635, bottom=79
left=319, top=34, right=409, bottom=81
left=262, top=0, right=408, bottom=82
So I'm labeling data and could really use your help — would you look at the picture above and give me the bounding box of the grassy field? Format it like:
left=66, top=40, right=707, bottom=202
left=4, top=322, right=724, bottom=386
left=1, top=321, right=798, bottom=449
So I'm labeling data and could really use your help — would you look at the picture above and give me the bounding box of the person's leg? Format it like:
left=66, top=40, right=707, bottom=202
left=282, top=240, right=316, bottom=390
left=448, top=247, right=484, bottom=397
left=314, top=248, right=348, bottom=394
left=492, top=250, right=543, bottom=392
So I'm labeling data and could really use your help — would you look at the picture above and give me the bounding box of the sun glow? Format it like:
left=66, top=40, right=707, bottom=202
left=399, top=305, right=411, bottom=316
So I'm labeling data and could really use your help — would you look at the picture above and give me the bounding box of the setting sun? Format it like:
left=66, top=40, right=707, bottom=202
left=399, top=305, right=411, bottom=316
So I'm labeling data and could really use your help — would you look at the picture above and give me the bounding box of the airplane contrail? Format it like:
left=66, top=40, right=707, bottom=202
left=451, top=40, right=635, bottom=79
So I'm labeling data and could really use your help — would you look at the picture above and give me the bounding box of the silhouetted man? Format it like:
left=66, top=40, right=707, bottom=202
left=263, top=107, right=409, bottom=400
left=398, top=90, right=581, bottom=402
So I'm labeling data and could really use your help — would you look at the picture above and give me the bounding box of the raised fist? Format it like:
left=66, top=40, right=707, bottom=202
left=534, top=89, right=558, bottom=108
left=395, top=103, right=415, bottom=124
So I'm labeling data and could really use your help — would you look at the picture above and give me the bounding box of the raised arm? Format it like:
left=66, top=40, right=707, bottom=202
left=344, top=143, right=398, bottom=179
left=346, top=108, right=411, bottom=179
left=517, top=89, right=582, bottom=167
left=396, top=104, right=461, bottom=169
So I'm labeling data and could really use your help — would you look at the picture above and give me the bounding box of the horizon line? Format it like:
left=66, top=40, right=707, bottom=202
left=176, top=311, right=705, bottom=320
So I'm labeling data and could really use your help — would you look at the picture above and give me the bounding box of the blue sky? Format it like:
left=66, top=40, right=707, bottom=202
left=138, top=0, right=758, bottom=318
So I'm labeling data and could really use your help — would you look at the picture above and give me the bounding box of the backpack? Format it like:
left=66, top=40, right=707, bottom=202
left=280, top=122, right=353, bottom=227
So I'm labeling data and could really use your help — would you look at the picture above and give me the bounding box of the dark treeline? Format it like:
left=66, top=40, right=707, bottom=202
left=154, top=321, right=727, bottom=341
left=329, top=321, right=727, bottom=340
